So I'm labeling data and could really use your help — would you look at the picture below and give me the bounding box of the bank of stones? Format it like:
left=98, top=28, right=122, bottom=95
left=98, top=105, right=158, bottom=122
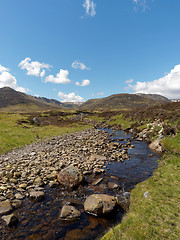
left=0, top=129, right=132, bottom=206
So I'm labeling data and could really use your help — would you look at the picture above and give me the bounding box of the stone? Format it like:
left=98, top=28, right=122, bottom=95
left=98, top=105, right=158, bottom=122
left=116, top=193, right=130, bottom=212
left=15, top=193, right=25, bottom=200
left=19, top=183, right=27, bottom=189
left=57, top=165, right=84, bottom=189
left=108, top=182, right=119, bottom=189
left=149, top=139, right=163, bottom=153
left=11, top=199, right=23, bottom=209
left=0, top=200, right=12, bottom=215
left=48, top=181, right=59, bottom=188
left=60, top=205, right=81, bottom=220
left=29, top=191, right=45, bottom=201
left=92, top=178, right=103, bottom=186
left=2, top=214, right=18, bottom=227
left=84, top=194, right=116, bottom=216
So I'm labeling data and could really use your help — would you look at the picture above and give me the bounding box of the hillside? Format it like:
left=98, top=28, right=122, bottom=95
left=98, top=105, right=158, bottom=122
left=0, top=87, right=64, bottom=112
left=80, top=93, right=170, bottom=110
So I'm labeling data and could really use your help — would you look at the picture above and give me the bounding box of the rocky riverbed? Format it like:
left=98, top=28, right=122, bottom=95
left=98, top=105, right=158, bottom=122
left=0, top=128, right=160, bottom=239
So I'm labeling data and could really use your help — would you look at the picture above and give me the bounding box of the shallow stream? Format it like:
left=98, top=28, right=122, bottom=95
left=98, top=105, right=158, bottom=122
left=0, top=129, right=160, bottom=240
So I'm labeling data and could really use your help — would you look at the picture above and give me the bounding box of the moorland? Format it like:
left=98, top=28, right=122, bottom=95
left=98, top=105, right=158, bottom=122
left=0, top=87, right=179, bottom=239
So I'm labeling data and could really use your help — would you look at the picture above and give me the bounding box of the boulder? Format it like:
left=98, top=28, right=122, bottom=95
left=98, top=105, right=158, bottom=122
left=60, top=205, right=81, bottom=220
left=116, top=193, right=130, bottom=212
left=0, top=200, right=12, bottom=215
left=57, top=165, right=84, bottom=189
left=2, top=214, right=18, bottom=227
left=84, top=194, right=116, bottom=216
left=149, top=139, right=163, bottom=153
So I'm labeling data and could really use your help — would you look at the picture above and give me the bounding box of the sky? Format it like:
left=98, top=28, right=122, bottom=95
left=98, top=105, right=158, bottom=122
left=0, top=0, right=180, bottom=102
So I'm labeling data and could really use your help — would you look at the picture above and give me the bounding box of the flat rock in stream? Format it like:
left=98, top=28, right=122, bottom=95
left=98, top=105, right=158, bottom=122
left=29, top=191, right=45, bottom=201
left=57, top=165, right=84, bottom=189
left=60, top=205, right=81, bottom=220
left=0, top=200, right=12, bottom=215
left=84, top=194, right=116, bottom=216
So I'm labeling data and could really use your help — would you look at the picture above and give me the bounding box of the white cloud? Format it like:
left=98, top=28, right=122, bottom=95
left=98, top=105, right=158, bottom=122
left=0, top=64, right=27, bottom=93
left=45, top=69, right=71, bottom=84
left=133, top=0, right=150, bottom=12
left=75, top=79, right=90, bottom=87
left=131, top=64, right=180, bottom=99
left=18, top=57, right=51, bottom=77
left=58, top=92, right=84, bottom=102
left=125, top=78, right=134, bottom=84
left=83, top=0, right=96, bottom=17
left=72, top=60, right=90, bottom=70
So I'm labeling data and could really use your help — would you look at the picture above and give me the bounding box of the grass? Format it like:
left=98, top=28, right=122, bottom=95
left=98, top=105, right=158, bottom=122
left=106, top=114, right=135, bottom=129
left=101, top=122, right=180, bottom=239
left=0, top=112, right=91, bottom=154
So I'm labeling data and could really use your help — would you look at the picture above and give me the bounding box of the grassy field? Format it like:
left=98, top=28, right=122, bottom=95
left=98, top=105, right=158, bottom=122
left=0, top=112, right=91, bottom=154
left=101, top=123, right=180, bottom=240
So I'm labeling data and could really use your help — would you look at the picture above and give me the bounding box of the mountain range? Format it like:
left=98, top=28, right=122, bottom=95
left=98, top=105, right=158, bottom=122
left=0, top=87, right=170, bottom=112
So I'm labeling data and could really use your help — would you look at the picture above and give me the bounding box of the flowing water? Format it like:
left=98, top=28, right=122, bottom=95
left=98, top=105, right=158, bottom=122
left=0, top=129, right=160, bottom=240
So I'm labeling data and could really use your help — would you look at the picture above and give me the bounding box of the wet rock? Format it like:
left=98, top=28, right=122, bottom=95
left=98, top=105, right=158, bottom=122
left=92, top=178, right=103, bottom=186
left=29, top=191, right=45, bottom=201
left=60, top=205, right=81, bottom=220
left=2, top=213, right=18, bottom=227
left=57, top=165, right=84, bottom=189
left=48, top=181, right=59, bottom=188
left=116, top=193, right=130, bottom=212
left=84, top=194, right=116, bottom=216
left=11, top=199, right=23, bottom=209
left=108, top=182, right=119, bottom=190
left=0, top=200, right=12, bottom=215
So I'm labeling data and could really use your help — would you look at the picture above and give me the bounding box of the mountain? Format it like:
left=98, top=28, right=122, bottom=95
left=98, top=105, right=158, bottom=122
left=80, top=93, right=170, bottom=110
left=0, top=87, right=64, bottom=112
left=0, top=87, right=170, bottom=112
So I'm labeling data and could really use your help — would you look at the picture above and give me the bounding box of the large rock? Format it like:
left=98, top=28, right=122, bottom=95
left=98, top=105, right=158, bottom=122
left=149, top=139, right=163, bottom=153
left=0, top=200, right=12, bottom=215
left=2, top=214, right=18, bottom=227
left=84, top=194, right=116, bottom=216
left=57, top=165, right=84, bottom=189
left=60, top=205, right=81, bottom=220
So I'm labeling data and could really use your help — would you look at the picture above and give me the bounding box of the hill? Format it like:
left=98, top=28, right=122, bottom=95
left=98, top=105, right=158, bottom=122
left=0, top=87, right=64, bottom=112
left=80, top=93, right=170, bottom=110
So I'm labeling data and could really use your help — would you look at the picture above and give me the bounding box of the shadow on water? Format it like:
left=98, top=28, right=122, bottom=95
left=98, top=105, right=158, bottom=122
left=0, top=129, right=160, bottom=240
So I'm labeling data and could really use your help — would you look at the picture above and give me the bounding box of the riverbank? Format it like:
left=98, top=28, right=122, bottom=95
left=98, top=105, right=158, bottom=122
left=101, top=126, right=180, bottom=239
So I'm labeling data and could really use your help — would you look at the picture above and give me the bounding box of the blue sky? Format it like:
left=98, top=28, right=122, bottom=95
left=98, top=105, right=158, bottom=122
left=0, top=0, right=180, bottom=102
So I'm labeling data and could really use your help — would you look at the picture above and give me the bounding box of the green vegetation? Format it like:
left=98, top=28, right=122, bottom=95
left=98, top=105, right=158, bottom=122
left=106, top=114, right=135, bottom=129
left=101, top=116, right=180, bottom=240
left=163, top=132, right=180, bottom=153
left=0, top=113, right=91, bottom=154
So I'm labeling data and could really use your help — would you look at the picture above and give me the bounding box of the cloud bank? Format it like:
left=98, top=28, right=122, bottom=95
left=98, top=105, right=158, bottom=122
left=58, top=92, right=84, bottom=102
left=0, top=64, right=27, bottom=93
left=19, top=57, right=51, bottom=77
left=83, top=0, right=96, bottom=17
left=131, top=64, right=180, bottom=99
left=45, top=69, right=71, bottom=84
left=72, top=60, right=90, bottom=70
left=75, top=79, right=90, bottom=87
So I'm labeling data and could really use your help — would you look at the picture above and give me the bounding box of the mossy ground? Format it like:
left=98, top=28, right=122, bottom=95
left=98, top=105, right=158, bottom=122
left=0, top=112, right=91, bottom=154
